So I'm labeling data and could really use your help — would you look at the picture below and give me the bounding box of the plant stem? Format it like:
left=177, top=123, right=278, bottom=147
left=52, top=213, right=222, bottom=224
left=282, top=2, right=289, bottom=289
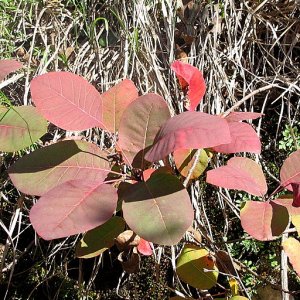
left=281, top=233, right=289, bottom=300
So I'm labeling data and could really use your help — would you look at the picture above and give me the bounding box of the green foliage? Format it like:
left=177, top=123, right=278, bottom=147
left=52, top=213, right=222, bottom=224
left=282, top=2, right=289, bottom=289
left=279, top=123, right=300, bottom=152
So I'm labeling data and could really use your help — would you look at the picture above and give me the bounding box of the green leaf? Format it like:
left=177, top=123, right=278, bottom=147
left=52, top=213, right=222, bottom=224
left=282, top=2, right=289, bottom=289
left=0, top=106, right=47, bottom=152
left=122, top=173, right=194, bottom=245
left=76, top=216, right=126, bottom=258
left=9, top=140, right=111, bottom=196
left=176, top=244, right=218, bottom=290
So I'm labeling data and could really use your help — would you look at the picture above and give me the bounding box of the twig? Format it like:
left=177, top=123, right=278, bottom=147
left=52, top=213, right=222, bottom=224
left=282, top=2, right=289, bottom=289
left=183, top=149, right=202, bottom=187
left=0, top=74, right=24, bottom=90
left=281, top=233, right=289, bottom=300
left=223, top=84, right=280, bottom=117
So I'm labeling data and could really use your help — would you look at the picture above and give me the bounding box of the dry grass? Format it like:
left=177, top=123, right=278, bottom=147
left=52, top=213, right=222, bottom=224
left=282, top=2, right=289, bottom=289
left=1, top=0, right=300, bottom=299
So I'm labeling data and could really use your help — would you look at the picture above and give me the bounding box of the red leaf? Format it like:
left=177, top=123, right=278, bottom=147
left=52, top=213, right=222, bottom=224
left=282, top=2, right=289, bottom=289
left=118, top=93, right=171, bottom=168
left=137, top=238, right=153, bottom=256
left=171, top=61, right=206, bottom=111
left=144, top=111, right=231, bottom=162
left=101, top=79, right=138, bottom=133
left=142, top=168, right=156, bottom=181
left=240, top=201, right=289, bottom=241
left=30, top=180, right=118, bottom=240
left=0, top=59, right=23, bottom=81
left=30, top=72, right=103, bottom=131
left=291, top=183, right=300, bottom=207
left=142, top=167, right=173, bottom=181
left=225, top=112, right=263, bottom=122
left=206, top=157, right=267, bottom=196
left=212, top=122, right=261, bottom=154
left=8, top=140, right=112, bottom=196
left=280, top=149, right=300, bottom=191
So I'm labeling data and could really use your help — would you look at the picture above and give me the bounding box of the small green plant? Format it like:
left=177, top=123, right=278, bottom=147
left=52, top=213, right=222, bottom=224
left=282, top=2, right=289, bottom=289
left=279, top=122, right=300, bottom=152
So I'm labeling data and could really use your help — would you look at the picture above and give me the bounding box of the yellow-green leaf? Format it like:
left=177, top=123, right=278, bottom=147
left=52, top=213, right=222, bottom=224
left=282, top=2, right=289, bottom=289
left=292, top=215, right=300, bottom=236
left=176, top=244, right=218, bottom=290
left=229, top=278, right=239, bottom=296
left=174, top=149, right=209, bottom=179
left=76, top=216, right=126, bottom=258
left=282, top=237, right=300, bottom=277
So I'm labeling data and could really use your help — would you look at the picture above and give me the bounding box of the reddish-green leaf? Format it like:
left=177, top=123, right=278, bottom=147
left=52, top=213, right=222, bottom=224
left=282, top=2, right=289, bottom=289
left=0, top=106, right=47, bottom=152
left=176, top=244, right=218, bottom=290
left=273, top=197, right=300, bottom=235
left=30, top=72, right=103, bottom=131
left=145, top=111, right=231, bottom=162
left=171, top=61, right=206, bottom=111
left=212, top=122, right=261, bottom=154
left=256, top=285, right=281, bottom=300
left=225, top=112, right=263, bottom=122
left=206, top=157, right=267, bottom=196
left=273, top=197, right=300, bottom=216
left=101, top=79, right=138, bottom=133
left=280, top=149, right=300, bottom=191
left=9, top=140, right=111, bottom=196
left=0, top=59, right=23, bottom=81
left=30, top=180, right=118, bottom=240
left=282, top=237, right=300, bottom=277
left=122, top=173, right=193, bottom=245
left=75, top=216, right=126, bottom=258
left=174, top=148, right=209, bottom=179
left=118, top=93, right=171, bottom=168
left=240, top=201, right=289, bottom=241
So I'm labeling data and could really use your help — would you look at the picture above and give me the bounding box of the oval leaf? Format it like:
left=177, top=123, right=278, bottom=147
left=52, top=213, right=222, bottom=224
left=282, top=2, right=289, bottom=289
left=137, top=238, right=153, bottom=256
left=225, top=112, right=263, bottom=122
left=171, top=61, right=206, bottom=111
left=215, top=250, right=238, bottom=276
left=101, top=79, right=138, bottom=133
left=174, top=148, right=209, bottom=179
left=122, top=173, right=194, bottom=245
left=282, top=237, right=300, bottom=277
left=206, top=157, right=267, bottom=197
left=212, top=122, right=261, bottom=154
left=30, top=180, right=118, bottom=240
left=9, top=140, right=111, bottom=196
left=0, top=106, right=47, bottom=152
left=145, top=111, right=231, bottom=162
left=280, top=149, right=300, bottom=191
left=176, top=244, right=218, bottom=290
left=118, top=93, right=171, bottom=168
left=0, top=59, right=23, bottom=81
left=75, top=216, right=126, bottom=258
left=273, top=196, right=299, bottom=215
left=273, top=197, right=300, bottom=235
left=240, top=201, right=289, bottom=241
left=30, top=72, right=103, bottom=131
